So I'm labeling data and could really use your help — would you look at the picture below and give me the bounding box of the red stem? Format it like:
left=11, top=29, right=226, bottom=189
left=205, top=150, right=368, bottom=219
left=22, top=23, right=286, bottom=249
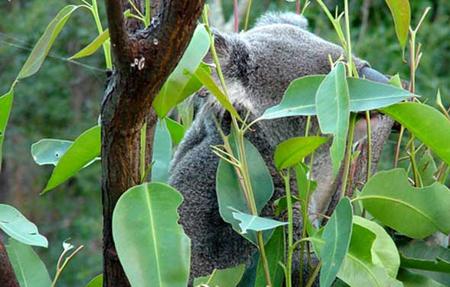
left=296, top=0, right=301, bottom=14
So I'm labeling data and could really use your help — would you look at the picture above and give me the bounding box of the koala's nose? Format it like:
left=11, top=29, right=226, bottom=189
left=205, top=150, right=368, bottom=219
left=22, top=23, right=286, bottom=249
left=359, top=66, right=389, bottom=84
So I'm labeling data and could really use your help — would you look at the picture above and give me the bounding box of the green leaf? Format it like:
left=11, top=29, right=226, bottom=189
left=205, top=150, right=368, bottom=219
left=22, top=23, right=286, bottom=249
left=216, top=136, right=274, bottom=244
left=294, top=163, right=317, bottom=234
left=152, top=25, right=210, bottom=118
left=194, top=264, right=245, bottom=287
left=382, top=102, right=450, bottom=166
left=18, top=5, right=81, bottom=79
left=0, top=88, right=14, bottom=168
left=316, top=63, right=350, bottom=175
left=6, top=239, right=52, bottom=287
left=31, top=139, right=73, bottom=166
left=320, top=197, right=353, bottom=287
left=43, top=125, right=101, bottom=193
left=399, top=240, right=450, bottom=273
left=397, top=269, right=445, bottom=287
left=255, top=228, right=285, bottom=287
left=273, top=136, right=328, bottom=170
left=151, top=120, right=172, bottom=182
left=0, top=204, right=48, bottom=247
left=165, top=117, right=185, bottom=146
left=86, top=275, right=103, bottom=287
left=337, top=224, right=403, bottom=287
left=261, top=75, right=323, bottom=119
left=311, top=221, right=403, bottom=287
left=194, top=66, right=241, bottom=121
left=358, top=169, right=450, bottom=239
left=231, top=209, right=287, bottom=234
left=112, top=183, right=190, bottom=287
left=274, top=195, right=300, bottom=217
left=69, top=29, right=109, bottom=60
left=417, top=150, right=438, bottom=186
left=260, top=76, right=411, bottom=120
left=385, top=0, right=411, bottom=50
left=353, top=216, right=400, bottom=277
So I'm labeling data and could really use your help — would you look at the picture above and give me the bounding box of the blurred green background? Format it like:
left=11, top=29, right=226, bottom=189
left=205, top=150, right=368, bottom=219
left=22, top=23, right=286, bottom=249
left=0, top=0, right=448, bottom=286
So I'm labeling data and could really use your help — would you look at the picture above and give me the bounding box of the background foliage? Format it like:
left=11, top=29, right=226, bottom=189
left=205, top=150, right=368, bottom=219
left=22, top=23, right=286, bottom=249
left=0, top=0, right=448, bottom=285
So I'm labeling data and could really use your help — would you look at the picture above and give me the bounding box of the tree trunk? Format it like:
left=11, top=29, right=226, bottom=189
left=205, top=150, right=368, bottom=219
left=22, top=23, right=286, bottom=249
left=101, top=0, right=205, bottom=285
left=0, top=238, right=19, bottom=287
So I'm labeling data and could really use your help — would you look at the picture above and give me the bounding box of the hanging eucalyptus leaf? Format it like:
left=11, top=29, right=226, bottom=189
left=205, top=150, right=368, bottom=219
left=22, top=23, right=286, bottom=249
left=113, top=183, right=190, bottom=287
left=0, top=204, right=48, bottom=248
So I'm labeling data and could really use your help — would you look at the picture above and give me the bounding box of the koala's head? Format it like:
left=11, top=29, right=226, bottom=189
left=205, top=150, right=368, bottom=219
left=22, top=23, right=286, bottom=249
left=209, top=12, right=386, bottom=116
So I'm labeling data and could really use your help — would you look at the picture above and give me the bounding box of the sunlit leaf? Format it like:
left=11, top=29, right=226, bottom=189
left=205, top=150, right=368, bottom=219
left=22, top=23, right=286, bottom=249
left=274, top=136, right=328, bottom=170
left=0, top=88, right=14, bottom=168
left=151, top=120, right=172, bottom=182
left=69, top=29, right=109, bottom=60
left=260, top=76, right=411, bottom=120
left=153, top=25, right=210, bottom=118
left=320, top=197, right=353, bottom=287
left=113, top=183, right=190, bottom=287
left=231, top=209, right=287, bottom=234
left=311, top=219, right=403, bottom=287
left=381, top=102, right=450, bottom=166
left=385, top=0, right=411, bottom=50
left=316, top=63, right=350, bottom=175
left=337, top=224, right=403, bottom=287
left=165, top=117, right=185, bottom=145
left=43, top=125, right=101, bottom=193
left=85, top=274, right=103, bottom=287
left=18, top=5, right=81, bottom=79
left=194, top=264, right=245, bottom=287
left=0, top=204, right=48, bottom=247
left=353, top=216, right=400, bottom=277
left=6, top=239, right=52, bottom=287
left=31, top=139, right=73, bottom=166
left=358, top=169, right=450, bottom=239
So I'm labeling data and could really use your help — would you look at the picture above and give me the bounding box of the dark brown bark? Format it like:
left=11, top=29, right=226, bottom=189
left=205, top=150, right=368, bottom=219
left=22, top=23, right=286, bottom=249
left=101, top=0, right=205, bottom=285
left=0, top=238, right=19, bottom=287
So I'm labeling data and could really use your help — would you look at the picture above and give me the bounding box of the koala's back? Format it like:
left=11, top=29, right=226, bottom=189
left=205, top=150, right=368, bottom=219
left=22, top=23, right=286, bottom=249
left=168, top=12, right=391, bottom=285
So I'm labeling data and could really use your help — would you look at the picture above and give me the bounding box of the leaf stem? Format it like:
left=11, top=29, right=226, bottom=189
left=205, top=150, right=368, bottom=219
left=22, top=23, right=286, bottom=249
left=341, top=113, right=357, bottom=198
left=145, top=0, right=151, bottom=27
left=394, top=126, right=404, bottom=167
left=305, top=262, right=322, bottom=287
left=365, top=111, right=372, bottom=180
left=244, top=0, right=253, bottom=31
left=51, top=245, right=84, bottom=287
left=203, top=6, right=272, bottom=285
left=283, top=170, right=294, bottom=287
left=91, top=0, right=112, bottom=69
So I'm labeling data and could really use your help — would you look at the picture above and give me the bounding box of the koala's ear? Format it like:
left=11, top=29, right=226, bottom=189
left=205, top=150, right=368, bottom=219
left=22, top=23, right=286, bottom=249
left=255, top=12, right=308, bottom=30
left=205, top=30, right=249, bottom=68
left=211, top=29, right=233, bottom=57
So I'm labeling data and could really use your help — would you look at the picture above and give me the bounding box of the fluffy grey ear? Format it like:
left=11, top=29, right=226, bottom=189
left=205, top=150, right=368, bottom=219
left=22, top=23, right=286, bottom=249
left=255, top=12, right=308, bottom=30
left=211, top=28, right=232, bottom=57
left=207, top=29, right=250, bottom=82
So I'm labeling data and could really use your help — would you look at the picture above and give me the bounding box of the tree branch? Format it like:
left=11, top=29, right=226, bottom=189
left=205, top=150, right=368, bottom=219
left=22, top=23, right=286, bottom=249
left=102, top=0, right=206, bottom=285
left=105, top=0, right=131, bottom=69
left=0, top=238, right=19, bottom=287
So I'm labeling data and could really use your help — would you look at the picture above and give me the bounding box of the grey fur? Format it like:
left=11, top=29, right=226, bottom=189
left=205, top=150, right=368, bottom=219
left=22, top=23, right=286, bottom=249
left=168, top=12, right=393, bottom=284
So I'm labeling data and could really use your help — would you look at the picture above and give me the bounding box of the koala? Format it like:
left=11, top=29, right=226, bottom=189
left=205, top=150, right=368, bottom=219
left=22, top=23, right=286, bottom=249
left=168, top=12, right=393, bottom=284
